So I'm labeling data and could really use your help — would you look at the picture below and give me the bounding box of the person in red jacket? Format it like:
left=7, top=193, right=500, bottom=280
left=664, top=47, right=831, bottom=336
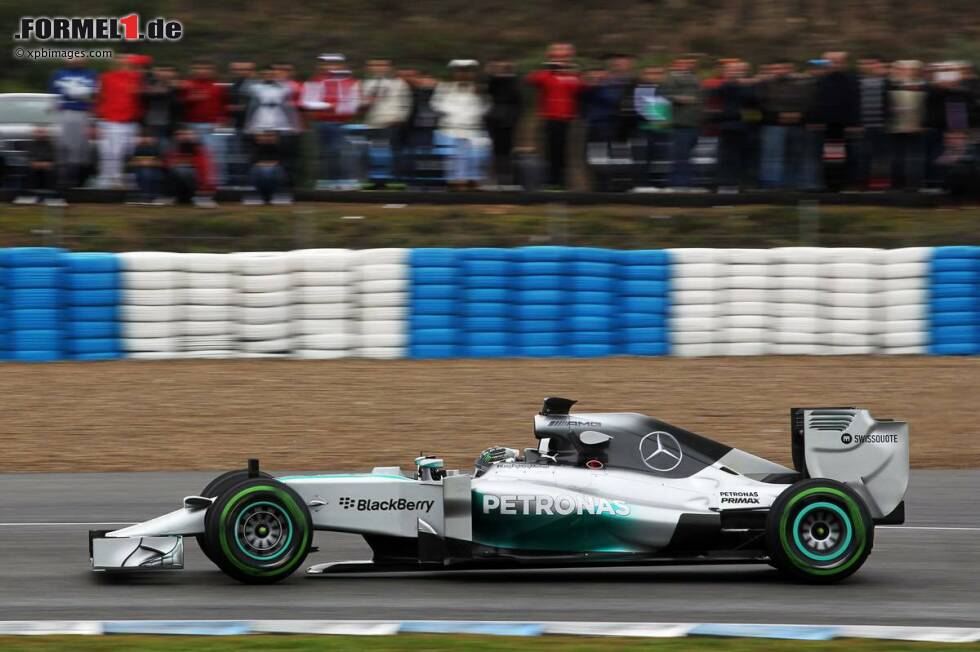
left=95, top=54, right=145, bottom=187
left=301, top=54, right=361, bottom=189
left=181, top=60, right=227, bottom=184
left=165, top=128, right=216, bottom=207
left=525, top=43, right=584, bottom=188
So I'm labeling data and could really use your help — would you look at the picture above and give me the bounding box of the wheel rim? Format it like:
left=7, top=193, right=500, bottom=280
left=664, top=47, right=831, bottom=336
left=233, top=501, right=294, bottom=561
left=791, top=501, right=853, bottom=562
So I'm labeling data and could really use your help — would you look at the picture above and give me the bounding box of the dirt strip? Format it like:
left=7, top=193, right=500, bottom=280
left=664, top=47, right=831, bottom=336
left=0, top=357, right=976, bottom=472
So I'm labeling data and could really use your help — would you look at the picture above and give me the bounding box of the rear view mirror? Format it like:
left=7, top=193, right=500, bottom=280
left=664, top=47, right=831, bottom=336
left=579, top=430, right=612, bottom=446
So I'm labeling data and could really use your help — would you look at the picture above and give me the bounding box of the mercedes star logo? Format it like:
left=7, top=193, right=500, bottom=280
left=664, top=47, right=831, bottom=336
left=638, top=431, right=683, bottom=472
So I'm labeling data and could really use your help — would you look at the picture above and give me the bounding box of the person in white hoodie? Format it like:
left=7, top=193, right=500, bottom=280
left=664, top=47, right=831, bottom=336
left=360, top=58, right=411, bottom=187
left=431, top=60, right=491, bottom=188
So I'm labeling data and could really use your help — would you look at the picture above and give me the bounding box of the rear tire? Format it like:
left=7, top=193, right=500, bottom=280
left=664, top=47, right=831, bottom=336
left=766, top=478, right=874, bottom=584
left=196, top=469, right=272, bottom=565
left=203, top=477, right=312, bottom=584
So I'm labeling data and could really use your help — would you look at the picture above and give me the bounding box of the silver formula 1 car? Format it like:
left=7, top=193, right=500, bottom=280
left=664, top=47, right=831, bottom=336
left=90, top=398, right=909, bottom=584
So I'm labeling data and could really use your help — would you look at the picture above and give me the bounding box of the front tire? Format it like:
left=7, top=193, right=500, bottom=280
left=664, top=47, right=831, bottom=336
left=766, top=478, right=874, bottom=583
left=196, top=469, right=272, bottom=565
left=204, top=478, right=312, bottom=584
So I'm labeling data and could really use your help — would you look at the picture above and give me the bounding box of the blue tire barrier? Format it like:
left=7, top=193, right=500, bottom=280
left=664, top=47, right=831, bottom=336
left=517, top=345, right=565, bottom=357
left=465, top=274, right=511, bottom=288
left=7, top=288, right=62, bottom=309
left=10, top=350, right=63, bottom=362
left=409, top=344, right=458, bottom=358
left=619, top=312, right=668, bottom=328
left=463, top=316, right=510, bottom=332
left=3, top=247, right=63, bottom=267
left=571, top=276, right=617, bottom=292
left=623, top=341, right=670, bottom=356
left=410, top=314, right=458, bottom=330
left=621, top=279, right=669, bottom=296
left=64, top=252, right=120, bottom=273
left=66, top=321, right=119, bottom=339
left=621, top=327, right=669, bottom=343
left=516, top=261, right=564, bottom=276
left=9, top=329, right=62, bottom=351
left=464, top=302, right=511, bottom=318
left=570, top=331, right=616, bottom=345
left=568, top=302, right=617, bottom=317
left=568, top=315, right=614, bottom=332
left=517, top=246, right=567, bottom=262
left=462, top=261, right=511, bottom=277
left=513, top=305, right=560, bottom=321
left=933, top=311, right=976, bottom=327
left=462, top=345, right=511, bottom=357
left=620, top=296, right=669, bottom=313
left=66, top=273, right=119, bottom=291
left=463, top=288, right=509, bottom=302
left=513, top=319, right=565, bottom=333
left=66, top=305, right=118, bottom=322
left=411, top=267, right=457, bottom=285
left=464, top=332, right=511, bottom=347
left=410, top=328, right=458, bottom=346
left=931, top=296, right=976, bottom=313
left=409, top=248, right=458, bottom=267
left=461, top=248, right=513, bottom=261
left=571, top=261, right=617, bottom=276
left=68, top=338, right=121, bottom=355
left=514, top=275, right=564, bottom=291
left=573, top=247, right=619, bottom=263
left=9, top=309, right=61, bottom=330
left=931, top=283, right=974, bottom=299
left=410, top=299, right=456, bottom=315
left=618, top=249, right=670, bottom=265
left=7, top=266, right=61, bottom=289
left=620, top=264, right=671, bottom=281
left=66, top=288, right=121, bottom=307
left=574, top=291, right=619, bottom=305
left=411, top=283, right=457, bottom=300
left=71, top=351, right=122, bottom=361
left=570, top=342, right=618, bottom=357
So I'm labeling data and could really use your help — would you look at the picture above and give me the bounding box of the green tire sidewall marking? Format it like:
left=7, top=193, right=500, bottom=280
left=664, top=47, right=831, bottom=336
left=218, top=485, right=310, bottom=576
left=778, top=486, right=867, bottom=576
left=232, top=500, right=294, bottom=561
left=791, top=501, right=853, bottom=561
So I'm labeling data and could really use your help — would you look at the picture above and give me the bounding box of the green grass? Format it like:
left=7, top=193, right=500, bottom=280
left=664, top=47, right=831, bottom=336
left=4, top=202, right=979, bottom=252
left=0, top=636, right=978, bottom=652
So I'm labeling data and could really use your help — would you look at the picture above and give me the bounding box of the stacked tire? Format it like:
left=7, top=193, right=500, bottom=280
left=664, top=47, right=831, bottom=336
left=720, top=249, right=772, bottom=356
left=618, top=249, right=670, bottom=356
left=119, top=252, right=182, bottom=360
left=822, top=248, right=880, bottom=355
left=289, top=249, right=356, bottom=359
left=929, top=246, right=979, bottom=355
left=64, top=252, right=121, bottom=361
left=668, top=248, right=722, bottom=357
left=235, top=252, right=293, bottom=357
left=881, top=247, right=931, bottom=355
left=408, top=248, right=460, bottom=359
left=772, top=247, right=824, bottom=355
left=513, top=246, right=566, bottom=357
left=460, top=248, right=512, bottom=358
left=180, top=253, right=237, bottom=358
left=567, top=247, right=619, bottom=357
left=5, top=247, right=65, bottom=362
left=355, top=248, right=409, bottom=359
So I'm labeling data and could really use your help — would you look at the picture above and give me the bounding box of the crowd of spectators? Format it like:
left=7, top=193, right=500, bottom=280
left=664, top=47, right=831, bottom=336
left=9, top=45, right=980, bottom=206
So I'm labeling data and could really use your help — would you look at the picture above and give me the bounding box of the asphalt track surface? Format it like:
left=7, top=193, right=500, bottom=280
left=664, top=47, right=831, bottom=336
left=0, top=470, right=977, bottom=625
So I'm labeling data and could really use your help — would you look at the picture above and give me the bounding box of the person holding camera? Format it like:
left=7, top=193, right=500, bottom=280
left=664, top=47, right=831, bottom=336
left=526, top=43, right=584, bottom=189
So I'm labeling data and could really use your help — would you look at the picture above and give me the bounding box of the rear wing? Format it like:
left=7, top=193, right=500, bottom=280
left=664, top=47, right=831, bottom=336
left=790, top=407, right=909, bottom=521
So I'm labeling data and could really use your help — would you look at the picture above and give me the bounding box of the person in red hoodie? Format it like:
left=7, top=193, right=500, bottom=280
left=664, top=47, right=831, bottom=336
left=181, top=60, right=227, bottom=185
left=525, top=43, right=584, bottom=189
left=165, top=128, right=216, bottom=207
left=301, top=53, right=361, bottom=189
left=95, top=54, right=144, bottom=188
